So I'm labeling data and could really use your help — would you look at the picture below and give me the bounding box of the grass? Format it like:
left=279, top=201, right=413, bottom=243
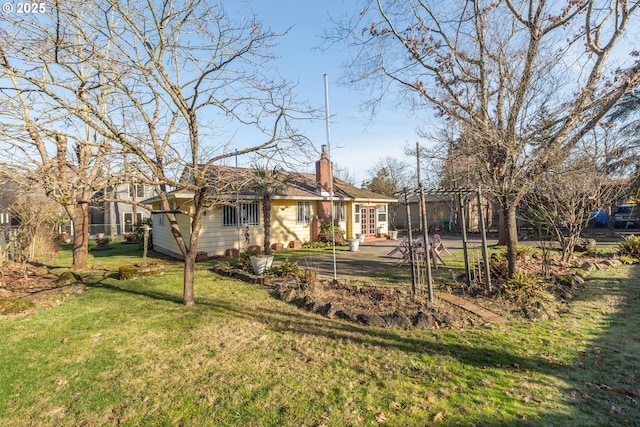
left=0, top=242, right=639, bottom=426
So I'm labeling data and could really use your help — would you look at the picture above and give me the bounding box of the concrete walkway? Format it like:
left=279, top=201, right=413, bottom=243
left=280, top=234, right=497, bottom=280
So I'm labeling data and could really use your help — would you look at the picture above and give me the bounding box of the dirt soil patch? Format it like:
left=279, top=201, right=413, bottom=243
left=269, top=277, right=494, bottom=329
left=0, top=262, right=80, bottom=316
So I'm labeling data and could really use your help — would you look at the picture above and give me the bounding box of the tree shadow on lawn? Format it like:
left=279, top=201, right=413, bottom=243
left=220, top=265, right=640, bottom=426
left=540, top=264, right=640, bottom=426
left=84, top=259, right=640, bottom=426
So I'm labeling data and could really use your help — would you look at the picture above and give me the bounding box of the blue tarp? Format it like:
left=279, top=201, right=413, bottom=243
left=589, top=209, right=607, bottom=227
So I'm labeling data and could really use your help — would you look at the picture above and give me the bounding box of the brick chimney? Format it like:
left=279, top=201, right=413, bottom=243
left=316, top=144, right=332, bottom=196
left=315, top=144, right=333, bottom=222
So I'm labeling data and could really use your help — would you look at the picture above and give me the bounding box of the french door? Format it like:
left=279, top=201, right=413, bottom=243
left=360, top=206, right=377, bottom=236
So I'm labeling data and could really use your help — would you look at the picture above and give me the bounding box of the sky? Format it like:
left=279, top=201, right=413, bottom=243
left=227, top=0, right=427, bottom=185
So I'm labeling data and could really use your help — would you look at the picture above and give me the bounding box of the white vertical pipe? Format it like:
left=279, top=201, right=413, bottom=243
left=324, top=74, right=338, bottom=283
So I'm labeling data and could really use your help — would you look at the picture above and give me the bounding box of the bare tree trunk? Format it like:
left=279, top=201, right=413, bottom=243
left=180, top=189, right=207, bottom=306
left=497, top=208, right=507, bottom=246
left=505, top=205, right=519, bottom=277
left=66, top=203, right=89, bottom=271
left=263, top=196, right=272, bottom=255
left=183, top=249, right=196, bottom=306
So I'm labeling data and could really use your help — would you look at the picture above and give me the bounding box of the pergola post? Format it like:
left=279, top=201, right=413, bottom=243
left=477, top=188, right=492, bottom=293
left=403, top=189, right=416, bottom=296
left=458, top=193, right=472, bottom=285
left=419, top=184, right=434, bottom=303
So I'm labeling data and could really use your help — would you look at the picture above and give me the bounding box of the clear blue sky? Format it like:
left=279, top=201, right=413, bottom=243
left=229, top=0, right=426, bottom=184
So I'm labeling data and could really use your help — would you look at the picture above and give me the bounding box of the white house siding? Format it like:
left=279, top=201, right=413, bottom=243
left=269, top=199, right=313, bottom=245
left=195, top=200, right=314, bottom=255
left=151, top=212, right=191, bottom=258
left=197, top=207, right=261, bottom=255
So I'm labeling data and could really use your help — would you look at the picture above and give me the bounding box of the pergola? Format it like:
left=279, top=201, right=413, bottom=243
left=394, top=186, right=492, bottom=302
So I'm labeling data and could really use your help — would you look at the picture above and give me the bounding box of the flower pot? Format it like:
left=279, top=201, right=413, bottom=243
left=250, top=255, right=274, bottom=275
left=357, top=234, right=366, bottom=243
left=348, top=238, right=360, bottom=251
left=389, top=230, right=399, bottom=240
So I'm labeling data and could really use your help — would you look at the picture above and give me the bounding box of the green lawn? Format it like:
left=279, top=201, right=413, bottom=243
left=1, top=242, right=639, bottom=426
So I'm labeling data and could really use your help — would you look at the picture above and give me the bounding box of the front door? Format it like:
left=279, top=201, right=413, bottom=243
left=361, top=206, right=377, bottom=236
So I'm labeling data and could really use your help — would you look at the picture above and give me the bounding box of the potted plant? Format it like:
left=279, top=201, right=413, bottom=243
left=347, top=238, right=360, bottom=251
left=250, top=254, right=274, bottom=274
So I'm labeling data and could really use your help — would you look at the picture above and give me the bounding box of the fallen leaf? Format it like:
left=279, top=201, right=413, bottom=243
left=376, top=413, right=387, bottom=423
left=389, top=401, right=402, bottom=409
left=61, top=337, right=69, bottom=344
left=433, top=412, right=444, bottom=422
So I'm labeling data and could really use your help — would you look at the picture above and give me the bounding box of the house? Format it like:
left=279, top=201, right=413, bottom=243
left=88, top=183, right=154, bottom=237
left=0, top=182, right=19, bottom=229
left=146, top=146, right=397, bottom=258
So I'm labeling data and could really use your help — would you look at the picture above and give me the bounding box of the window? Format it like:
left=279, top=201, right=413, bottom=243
left=136, top=184, right=145, bottom=198
left=377, top=205, right=387, bottom=222
left=222, top=201, right=260, bottom=227
left=333, top=202, right=346, bottom=222
left=354, top=204, right=361, bottom=223
left=124, top=212, right=144, bottom=233
left=157, top=213, right=165, bottom=227
left=297, top=201, right=311, bottom=224
left=127, top=184, right=146, bottom=199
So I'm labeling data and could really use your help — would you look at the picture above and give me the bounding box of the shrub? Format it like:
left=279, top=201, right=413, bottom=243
left=514, top=245, right=532, bottom=259
left=297, top=268, right=318, bottom=285
left=502, top=271, right=543, bottom=304
left=277, top=258, right=299, bottom=278
left=318, top=221, right=346, bottom=245
left=618, top=235, right=640, bottom=258
left=489, top=253, right=509, bottom=282
left=302, top=241, right=333, bottom=249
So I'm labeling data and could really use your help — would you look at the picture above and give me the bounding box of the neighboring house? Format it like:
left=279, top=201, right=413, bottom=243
left=89, top=183, right=154, bottom=236
left=0, top=182, right=19, bottom=228
left=145, top=146, right=397, bottom=258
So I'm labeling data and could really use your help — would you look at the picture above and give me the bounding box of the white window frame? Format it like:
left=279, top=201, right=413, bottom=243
left=377, top=205, right=387, bottom=222
left=123, top=212, right=144, bottom=233
left=222, top=201, right=260, bottom=227
left=135, top=184, right=145, bottom=198
left=333, top=201, right=346, bottom=222
left=297, top=201, right=311, bottom=224
left=354, top=204, right=361, bottom=223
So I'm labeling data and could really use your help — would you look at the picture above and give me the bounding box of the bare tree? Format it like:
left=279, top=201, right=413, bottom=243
left=0, top=1, right=312, bottom=305
left=333, top=0, right=640, bottom=276
left=9, top=192, right=66, bottom=269
left=0, top=6, right=117, bottom=270
left=363, top=157, right=411, bottom=228
left=523, top=151, right=624, bottom=261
